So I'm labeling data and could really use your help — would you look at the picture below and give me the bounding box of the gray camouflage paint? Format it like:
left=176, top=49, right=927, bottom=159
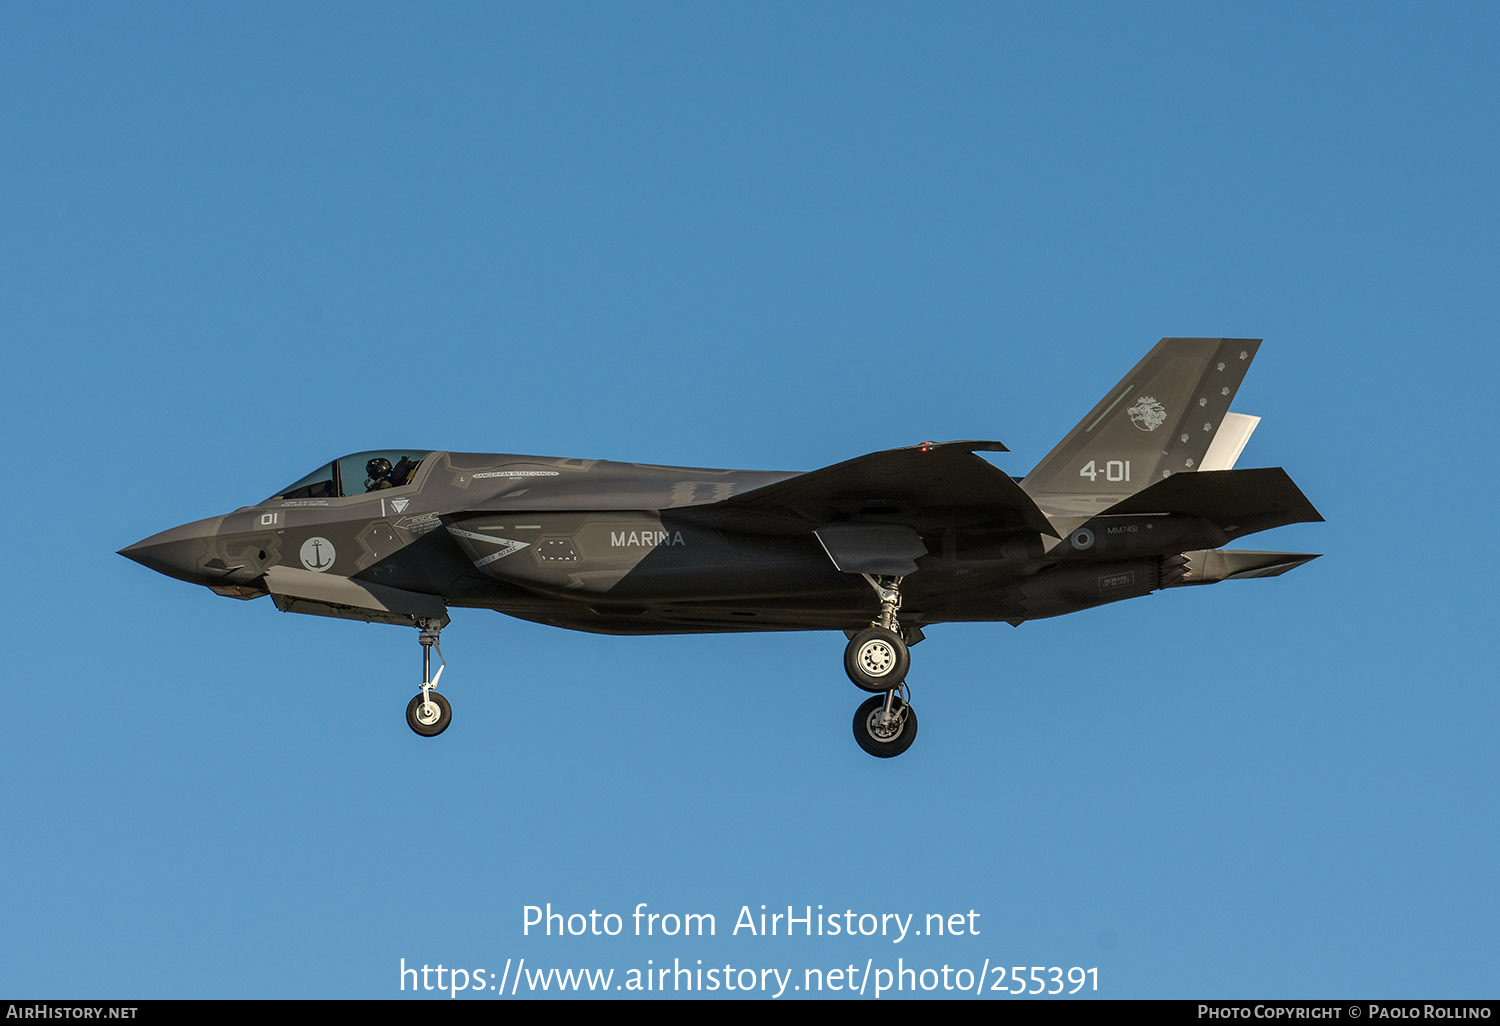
left=122, top=339, right=1322, bottom=639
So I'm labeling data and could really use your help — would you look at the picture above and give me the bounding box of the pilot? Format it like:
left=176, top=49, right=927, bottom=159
left=365, top=457, right=395, bottom=491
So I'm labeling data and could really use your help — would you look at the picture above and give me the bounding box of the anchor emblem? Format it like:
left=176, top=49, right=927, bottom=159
left=299, top=537, right=336, bottom=573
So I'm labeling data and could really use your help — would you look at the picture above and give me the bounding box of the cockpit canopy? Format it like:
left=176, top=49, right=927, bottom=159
left=272, top=451, right=432, bottom=501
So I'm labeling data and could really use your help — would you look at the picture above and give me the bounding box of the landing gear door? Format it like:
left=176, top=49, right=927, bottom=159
left=814, top=524, right=927, bottom=576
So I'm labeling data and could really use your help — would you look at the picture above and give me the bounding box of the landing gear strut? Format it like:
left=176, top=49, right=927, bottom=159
left=844, top=575, right=919, bottom=757
left=406, top=618, right=452, bottom=737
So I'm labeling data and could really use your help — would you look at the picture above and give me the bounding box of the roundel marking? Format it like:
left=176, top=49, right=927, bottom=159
left=300, top=537, right=337, bottom=572
left=1071, top=528, right=1095, bottom=551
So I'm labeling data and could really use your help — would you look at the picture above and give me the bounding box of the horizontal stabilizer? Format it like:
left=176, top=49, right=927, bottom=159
left=263, top=566, right=449, bottom=627
left=1103, top=468, right=1323, bottom=541
left=708, top=441, right=1056, bottom=536
left=1170, top=549, right=1322, bottom=586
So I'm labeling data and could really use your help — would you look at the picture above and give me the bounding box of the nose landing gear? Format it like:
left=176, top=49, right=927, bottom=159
left=406, top=618, right=452, bottom=737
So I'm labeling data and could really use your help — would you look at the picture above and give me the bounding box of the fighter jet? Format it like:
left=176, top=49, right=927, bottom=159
left=121, top=338, right=1321, bottom=757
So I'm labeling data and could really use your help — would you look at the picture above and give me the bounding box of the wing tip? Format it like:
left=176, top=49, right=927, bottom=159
left=905, top=439, right=1009, bottom=453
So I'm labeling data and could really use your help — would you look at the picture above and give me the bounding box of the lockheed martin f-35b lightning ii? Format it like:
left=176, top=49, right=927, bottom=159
left=121, top=338, right=1322, bottom=757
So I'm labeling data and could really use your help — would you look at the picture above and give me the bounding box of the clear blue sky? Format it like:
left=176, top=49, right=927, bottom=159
left=2, top=2, right=1495, bottom=1000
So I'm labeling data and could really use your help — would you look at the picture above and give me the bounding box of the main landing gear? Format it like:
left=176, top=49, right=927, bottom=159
left=853, top=686, right=918, bottom=758
left=406, top=618, right=452, bottom=737
left=843, top=575, right=919, bottom=758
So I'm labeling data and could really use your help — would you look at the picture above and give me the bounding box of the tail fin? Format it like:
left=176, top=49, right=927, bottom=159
left=1021, top=338, right=1261, bottom=518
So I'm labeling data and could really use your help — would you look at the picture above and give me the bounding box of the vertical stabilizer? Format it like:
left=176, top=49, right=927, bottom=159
left=1021, top=338, right=1261, bottom=518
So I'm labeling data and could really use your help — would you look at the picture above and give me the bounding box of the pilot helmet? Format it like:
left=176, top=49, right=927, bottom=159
left=367, top=457, right=393, bottom=480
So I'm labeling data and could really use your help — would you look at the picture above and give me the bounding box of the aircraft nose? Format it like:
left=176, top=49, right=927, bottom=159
left=119, top=516, right=224, bottom=585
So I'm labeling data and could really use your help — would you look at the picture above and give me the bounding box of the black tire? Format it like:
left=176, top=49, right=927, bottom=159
left=844, top=627, right=910, bottom=692
left=406, top=691, right=453, bottom=737
left=852, top=694, right=917, bottom=758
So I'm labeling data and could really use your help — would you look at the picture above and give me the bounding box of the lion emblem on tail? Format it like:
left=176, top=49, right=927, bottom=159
left=1127, top=396, right=1167, bottom=432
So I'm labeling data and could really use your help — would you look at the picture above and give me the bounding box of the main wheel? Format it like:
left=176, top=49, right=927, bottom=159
left=406, top=691, right=453, bottom=737
left=852, top=694, right=918, bottom=758
left=844, top=627, right=910, bottom=692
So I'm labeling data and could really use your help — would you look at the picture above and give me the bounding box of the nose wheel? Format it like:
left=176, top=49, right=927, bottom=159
left=407, top=618, right=452, bottom=737
left=407, top=690, right=452, bottom=736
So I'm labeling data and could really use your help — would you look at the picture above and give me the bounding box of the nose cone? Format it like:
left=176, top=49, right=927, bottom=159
left=119, top=515, right=226, bottom=585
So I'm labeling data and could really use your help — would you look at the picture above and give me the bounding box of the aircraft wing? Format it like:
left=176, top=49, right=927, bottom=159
left=702, top=441, right=1057, bottom=537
